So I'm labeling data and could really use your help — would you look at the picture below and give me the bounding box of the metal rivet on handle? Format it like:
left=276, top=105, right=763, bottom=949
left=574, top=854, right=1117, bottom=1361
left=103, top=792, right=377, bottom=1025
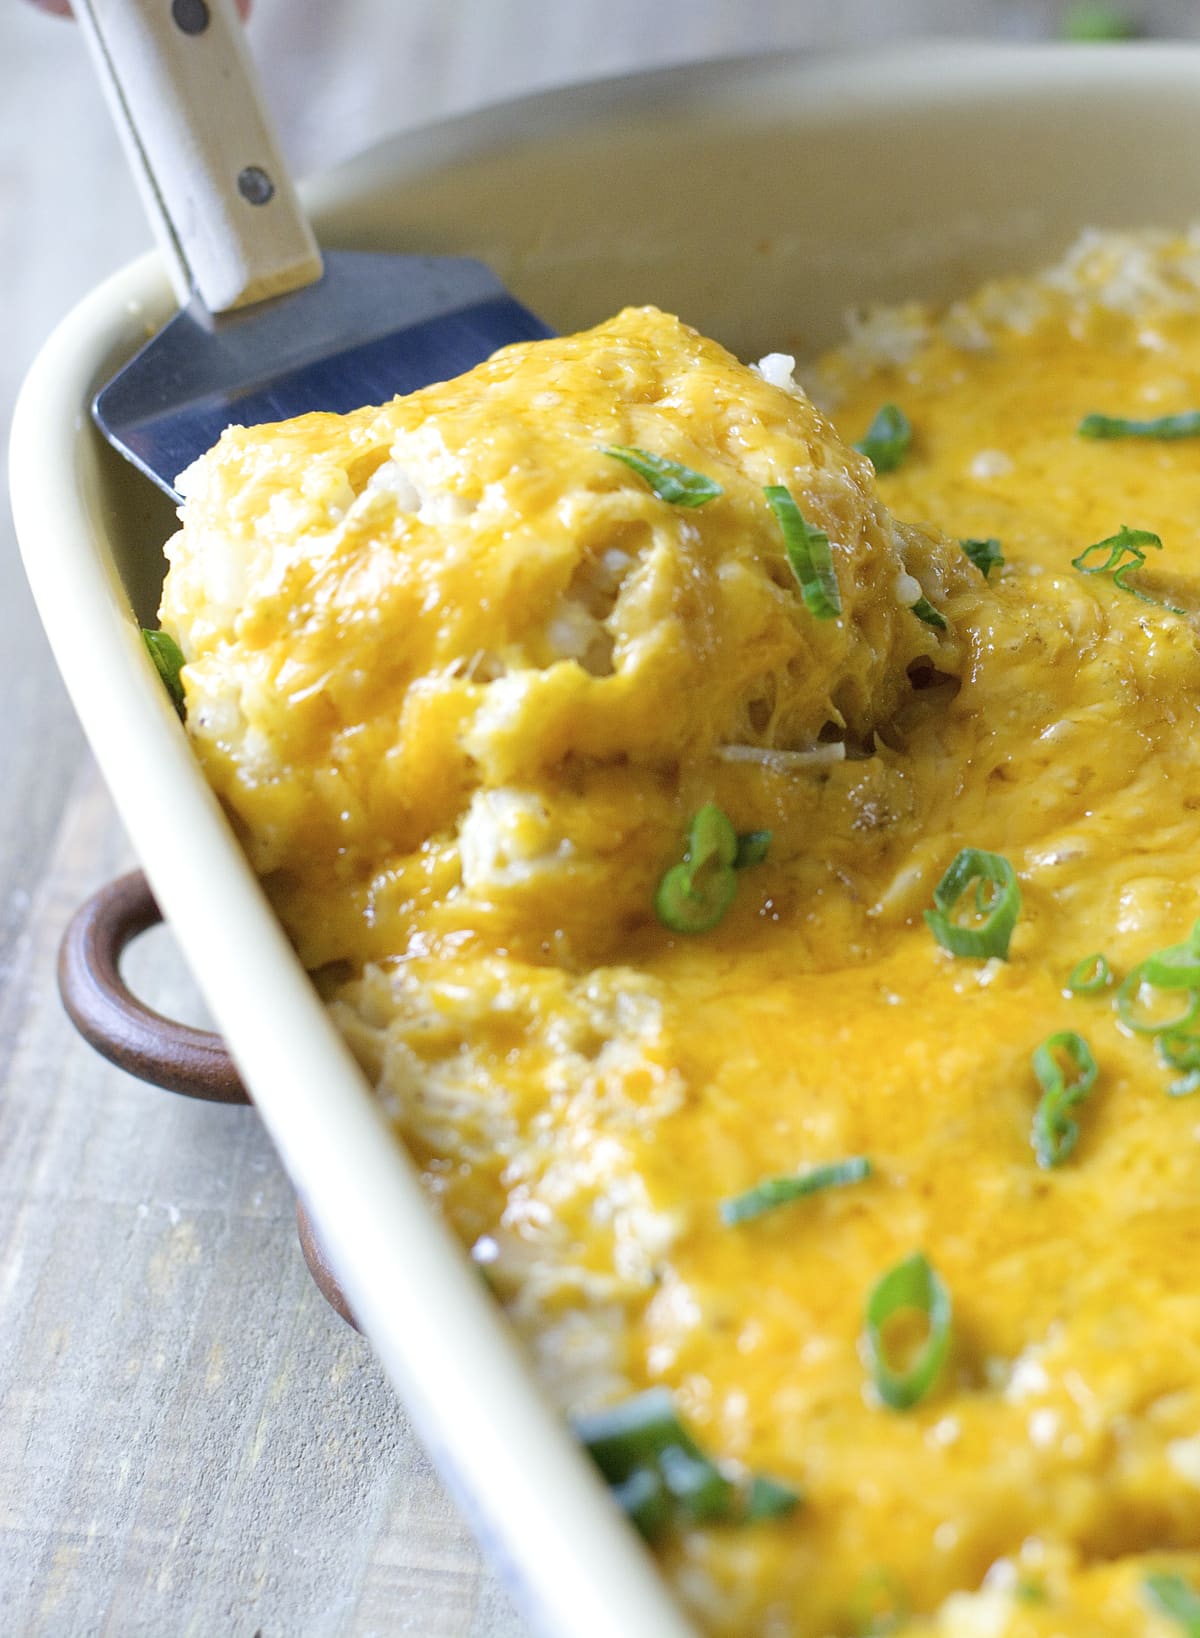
left=237, top=165, right=276, bottom=206
left=171, top=0, right=211, bottom=35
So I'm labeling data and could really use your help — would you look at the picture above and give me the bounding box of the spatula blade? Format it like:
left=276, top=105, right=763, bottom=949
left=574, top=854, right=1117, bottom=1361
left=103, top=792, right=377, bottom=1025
left=95, top=250, right=555, bottom=499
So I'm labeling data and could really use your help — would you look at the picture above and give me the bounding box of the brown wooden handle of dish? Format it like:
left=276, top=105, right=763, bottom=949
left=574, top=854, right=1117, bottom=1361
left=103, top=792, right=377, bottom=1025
left=57, top=869, right=251, bottom=1104
left=296, top=1199, right=360, bottom=1331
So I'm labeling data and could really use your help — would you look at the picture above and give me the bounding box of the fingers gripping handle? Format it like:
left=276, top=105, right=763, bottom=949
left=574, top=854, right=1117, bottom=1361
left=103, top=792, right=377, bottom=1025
left=73, top=0, right=322, bottom=313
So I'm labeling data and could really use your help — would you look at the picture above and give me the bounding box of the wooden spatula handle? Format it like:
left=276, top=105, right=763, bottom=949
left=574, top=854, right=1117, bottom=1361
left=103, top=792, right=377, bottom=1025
left=73, top=0, right=322, bottom=314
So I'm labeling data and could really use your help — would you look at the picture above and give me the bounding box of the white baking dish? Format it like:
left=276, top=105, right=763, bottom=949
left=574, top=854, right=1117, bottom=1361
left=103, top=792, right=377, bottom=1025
left=13, top=43, right=1200, bottom=1637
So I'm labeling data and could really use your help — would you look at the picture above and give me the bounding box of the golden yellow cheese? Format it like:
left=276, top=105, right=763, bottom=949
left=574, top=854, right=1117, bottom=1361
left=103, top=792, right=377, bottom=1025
left=161, top=238, right=1200, bottom=1637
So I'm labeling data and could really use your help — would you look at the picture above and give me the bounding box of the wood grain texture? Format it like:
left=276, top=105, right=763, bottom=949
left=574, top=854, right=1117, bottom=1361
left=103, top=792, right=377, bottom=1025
left=4, top=2, right=1200, bottom=1634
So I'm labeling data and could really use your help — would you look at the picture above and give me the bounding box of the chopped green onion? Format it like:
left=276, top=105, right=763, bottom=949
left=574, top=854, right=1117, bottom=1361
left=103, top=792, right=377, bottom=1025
left=1079, top=410, right=1200, bottom=440
left=765, top=484, right=842, bottom=620
left=1142, top=922, right=1200, bottom=989
left=141, top=628, right=186, bottom=717
left=733, top=829, right=772, bottom=870
left=855, top=404, right=912, bottom=474
left=574, top=1386, right=684, bottom=1479
left=655, top=803, right=738, bottom=935
left=910, top=595, right=948, bottom=631
left=573, top=1387, right=801, bottom=1540
left=1031, top=1031, right=1098, bottom=1168
left=1066, top=952, right=1113, bottom=995
left=657, top=1443, right=737, bottom=1524
left=924, top=848, right=1021, bottom=961
left=863, top=1251, right=952, bottom=1411
left=574, top=1387, right=732, bottom=1536
left=611, top=1467, right=672, bottom=1539
left=1156, top=1031, right=1200, bottom=1097
left=960, top=537, right=1005, bottom=579
left=1072, top=524, right=1183, bottom=613
left=1062, top=3, right=1137, bottom=39
left=603, top=446, right=722, bottom=507
left=1143, top=1572, right=1200, bottom=1635
left=721, top=1156, right=871, bottom=1225
left=1116, top=962, right=1200, bottom=1037
left=744, top=1474, right=802, bottom=1521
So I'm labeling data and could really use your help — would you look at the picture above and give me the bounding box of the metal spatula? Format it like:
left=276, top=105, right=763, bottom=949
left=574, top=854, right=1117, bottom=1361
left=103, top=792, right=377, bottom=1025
left=75, top=0, right=553, bottom=500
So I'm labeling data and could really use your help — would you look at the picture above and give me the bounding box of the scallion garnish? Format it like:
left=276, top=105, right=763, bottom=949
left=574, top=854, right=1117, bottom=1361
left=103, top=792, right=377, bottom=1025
left=1072, top=524, right=1183, bottom=613
left=854, top=404, right=912, bottom=473
left=863, top=1251, right=953, bottom=1411
left=744, top=1474, right=802, bottom=1521
left=1031, top=1031, right=1098, bottom=1168
left=1157, top=1031, right=1200, bottom=1098
left=765, top=485, right=842, bottom=620
left=141, top=627, right=186, bottom=717
left=655, top=804, right=738, bottom=935
left=733, top=829, right=772, bottom=870
left=720, top=1156, right=871, bottom=1226
left=1142, top=922, right=1200, bottom=989
left=960, top=537, right=1005, bottom=579
left=573, top=1387, right=801, bottom=1540
left=611, top=1467, right=671, bottom=1540
left=1116, top=962, right=1200, bottom=1037
left=1079, top=410, right=1200, bottom=440
left=910, top=595, right=948, bottom=631
left=1143, top=1572, right=1200, bottom=1635
left=924, top=848, right=1021, bottom=961
left=603, top=446, right=722, bottom=507
left=1066, top=952, right=1113, bottom=995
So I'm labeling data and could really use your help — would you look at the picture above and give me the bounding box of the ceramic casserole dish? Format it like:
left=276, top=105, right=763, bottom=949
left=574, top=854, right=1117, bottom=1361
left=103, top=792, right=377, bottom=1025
left=14, top=43, right=1200, bottom=1638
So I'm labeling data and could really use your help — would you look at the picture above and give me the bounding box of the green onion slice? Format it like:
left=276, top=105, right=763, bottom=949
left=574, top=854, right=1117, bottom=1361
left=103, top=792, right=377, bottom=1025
left=1116, top=962, right=1200, bottom=1038
left=656, top=863, right=735, bottom=935
left=910, top=595, right=948, bottom=631
left=1142, top=923, right=1200, bottom=989
left=765, top=484, right=842, bottom=620
left=924, top=848, right=1021, bottom=961
left=733, top=829, right=772, bottom=870
left=1031, top=1031, right=1098, bottom=1169
left=1067, top=952, right=1113, bottom=995
left=1072, top=524, right=1183, bottom=612
left=854, top=404, right=912, bottom=473
left=1143, top=1572, right=1200, bottom=1635
left=655, top=803, right=738, bottom=935
left=744, top=1474, right=803, bottom=1521
left=1156, top=1031, right=1200, bottom=1098
left=573, top=1387, right=731, bottom=1536
left=603, top=445, right=722, bottom=507
left=573, top=1387, right=801, bottom=1539
left=863, top=1251, right=952, bottom=1411
left=721, top=1156, right=871, bottom=1225
left=960, top=537, right=1005, bottom=579
left=1079, top=410, right=1200, bottom=440
left=611, top=1467, right=672, bottom=1540
left=1158, top=1031, right=1200, bottom=1072
left=142, top=628, right=186, bottom=717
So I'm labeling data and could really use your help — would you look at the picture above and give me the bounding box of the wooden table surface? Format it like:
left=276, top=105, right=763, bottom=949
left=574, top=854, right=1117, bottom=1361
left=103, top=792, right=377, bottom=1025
left=5, top=3, right=1200, bottom=1633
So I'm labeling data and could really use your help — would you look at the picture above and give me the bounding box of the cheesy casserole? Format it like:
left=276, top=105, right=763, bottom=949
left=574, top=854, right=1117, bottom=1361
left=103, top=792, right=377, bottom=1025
left=158, top=231, right=1200, bottom=1637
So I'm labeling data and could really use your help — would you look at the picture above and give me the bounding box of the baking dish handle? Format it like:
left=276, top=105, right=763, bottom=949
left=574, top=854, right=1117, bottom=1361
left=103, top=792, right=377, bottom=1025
left=58, top=870, right=251, bottom=1104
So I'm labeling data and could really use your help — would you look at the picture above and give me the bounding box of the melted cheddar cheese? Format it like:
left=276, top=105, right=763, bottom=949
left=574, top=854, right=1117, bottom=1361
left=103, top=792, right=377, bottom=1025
left=161, top=237, right=1200, bottom=1637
